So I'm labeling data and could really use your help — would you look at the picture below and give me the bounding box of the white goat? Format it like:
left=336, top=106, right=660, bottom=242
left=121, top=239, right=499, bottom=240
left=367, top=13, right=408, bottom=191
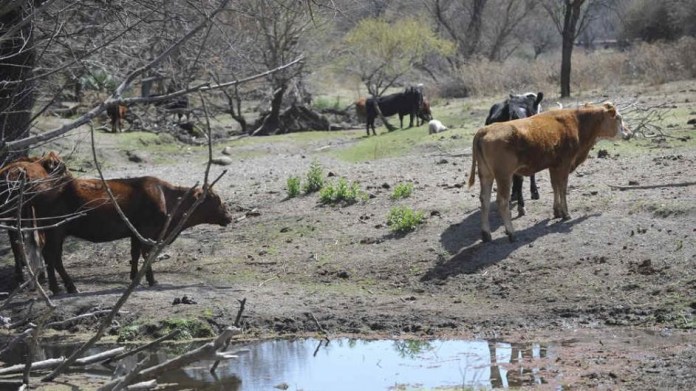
left=428, top=119, right=447, bottom=134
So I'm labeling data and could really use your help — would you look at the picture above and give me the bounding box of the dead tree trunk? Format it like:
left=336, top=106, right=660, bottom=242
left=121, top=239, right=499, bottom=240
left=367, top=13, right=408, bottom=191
left=0, top=2, right=37, bottom=162
left=252, top=85, right=287, bottom=136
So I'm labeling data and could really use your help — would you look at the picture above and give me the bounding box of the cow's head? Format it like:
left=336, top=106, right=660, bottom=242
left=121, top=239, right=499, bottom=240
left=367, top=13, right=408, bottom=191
left=418, top=99, right=432, bottom=122
left=508, top=92, right=544, bottom=120
left=195, top=186, right=233, bottom=227
left=599, top=102, right=632, bottom=140
left=40, top=152, right=69, bottom=177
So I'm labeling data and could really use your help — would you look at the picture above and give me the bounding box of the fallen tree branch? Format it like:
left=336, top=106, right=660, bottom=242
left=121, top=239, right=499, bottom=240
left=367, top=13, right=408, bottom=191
left=102, top=327, right=241, bottom=390
left=307, top=312, right=330, bottom=342
left=210, top=298, right=246, bottom=373
left=103, top=329, right=180, bottom=365
left=0, top=348, right=125, bottom=376
left=608, top=181, right=696, bottom=190
left=45, top=310, right=123, bottom=329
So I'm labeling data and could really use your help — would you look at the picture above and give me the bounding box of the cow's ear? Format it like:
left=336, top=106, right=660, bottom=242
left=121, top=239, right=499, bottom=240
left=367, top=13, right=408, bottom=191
left=536, top=92, right=544, bottom=104
left=604, top=103, right=617, bottom=117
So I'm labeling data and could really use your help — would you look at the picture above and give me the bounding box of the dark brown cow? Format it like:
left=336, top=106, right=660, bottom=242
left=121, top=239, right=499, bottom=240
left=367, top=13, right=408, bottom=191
left=417, top=98, right=432, bottom=126
left=106, top=103, right=127, bottom=132
left=0, top=152, right=68, bottom=284
left=468, top=103, right=631, bottom=242
left=26, top=168, right=232, bottom=294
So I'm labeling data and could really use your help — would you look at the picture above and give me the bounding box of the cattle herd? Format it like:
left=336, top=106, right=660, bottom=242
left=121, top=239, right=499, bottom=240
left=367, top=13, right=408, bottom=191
left=0, top=90, right=631, bottom=294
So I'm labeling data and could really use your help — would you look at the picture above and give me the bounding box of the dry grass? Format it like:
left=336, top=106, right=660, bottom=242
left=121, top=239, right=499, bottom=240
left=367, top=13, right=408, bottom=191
left=444, top=37, right=696, bottom=98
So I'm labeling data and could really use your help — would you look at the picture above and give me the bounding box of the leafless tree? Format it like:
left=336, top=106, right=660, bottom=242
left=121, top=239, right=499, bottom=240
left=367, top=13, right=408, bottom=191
left=541, top=0, right=610, bottom=97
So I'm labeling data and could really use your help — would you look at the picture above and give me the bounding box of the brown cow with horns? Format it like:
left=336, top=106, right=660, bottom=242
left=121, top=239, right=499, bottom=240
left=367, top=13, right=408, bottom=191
left=468, top=102, right=631, bottom=243
left=2, top=153, right=233, bottom=294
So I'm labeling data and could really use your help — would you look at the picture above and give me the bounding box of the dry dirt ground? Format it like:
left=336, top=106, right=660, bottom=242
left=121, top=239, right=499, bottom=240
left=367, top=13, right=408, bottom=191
left=1, top=81, right=695, bottom=389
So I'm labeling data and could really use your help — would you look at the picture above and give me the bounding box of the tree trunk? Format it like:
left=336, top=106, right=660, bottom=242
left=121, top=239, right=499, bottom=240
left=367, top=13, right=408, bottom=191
left=462, top=0, right=487, bottom=58
left=560, top=0, right=584, bottom=98
left=252, top=85, right=287, bottom=136
left=0, top=2, right=36, bottom=162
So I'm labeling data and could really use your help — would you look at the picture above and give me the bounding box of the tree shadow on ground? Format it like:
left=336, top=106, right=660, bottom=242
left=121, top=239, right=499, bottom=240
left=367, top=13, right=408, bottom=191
left=423, top=207, right=597, bottom=281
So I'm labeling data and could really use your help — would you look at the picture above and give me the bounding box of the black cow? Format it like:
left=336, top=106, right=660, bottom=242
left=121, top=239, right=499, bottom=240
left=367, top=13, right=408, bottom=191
left=154, top=95, right=190, bottom=123
left=484, top=92, right=544, bottom=216
left=365, top=87, right=423, bottom=136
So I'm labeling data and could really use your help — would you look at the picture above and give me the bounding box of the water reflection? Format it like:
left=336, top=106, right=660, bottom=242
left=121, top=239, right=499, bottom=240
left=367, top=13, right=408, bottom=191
left=1, top=338, right=556, bottom=390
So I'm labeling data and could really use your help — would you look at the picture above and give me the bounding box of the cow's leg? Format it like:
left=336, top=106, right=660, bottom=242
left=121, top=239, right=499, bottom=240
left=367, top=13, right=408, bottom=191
left=9, top=231, right=25, bottom=284
left=495, top=175, right=516, bottom=242
left=558, top=173, right=571, bottom=220
left=399, top=114, right=404, bottom=129
left=478, top=171, right=494, bottom=242
left=130, top=238, right=140, bottom=282
left=549, top=167, right=564, bottom=219
left=511, top=174, right=525, bottom=216
left=142, top=246, right=157, bottom=286
left=43, top=233, right=77, bottom=294
left=530, top=174, right=539, bottom=200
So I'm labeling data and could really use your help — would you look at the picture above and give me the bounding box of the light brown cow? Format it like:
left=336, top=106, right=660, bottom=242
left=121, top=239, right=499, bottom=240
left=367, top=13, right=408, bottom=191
left=468, top=102, right=631, bottom=242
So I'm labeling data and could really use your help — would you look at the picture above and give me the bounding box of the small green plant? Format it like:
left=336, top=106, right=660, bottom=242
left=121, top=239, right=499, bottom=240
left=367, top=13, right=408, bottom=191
left=159, top=318, right=214, bottom=340
left=391, top=182, right=414, bottom=199
left=117, top=324, right=141, bottom=342
left=303, top=160, right=325, bottom=194
left=79, top=68, right=116, bottom=91
left=313, top=96, right=342, bottom=111
left=387, top=206, right=424, bottom=233
left=319, top=177, right=366, bottom=205
left=286, top=175, right=301, bottom=198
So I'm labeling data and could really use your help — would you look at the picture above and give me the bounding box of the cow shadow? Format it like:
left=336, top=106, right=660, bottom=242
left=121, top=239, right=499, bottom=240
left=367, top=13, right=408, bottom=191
left=424, top=208, right=596, bottom=281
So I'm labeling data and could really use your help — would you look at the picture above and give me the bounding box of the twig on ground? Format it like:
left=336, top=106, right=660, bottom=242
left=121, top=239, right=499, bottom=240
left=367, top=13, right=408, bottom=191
left=210, top=298, right=246, bottom=373
left=307, top=312, right=330, bottom=342
left=608, top=181, right=696, bottom=190
left=44, top=310, right=122, bottom=329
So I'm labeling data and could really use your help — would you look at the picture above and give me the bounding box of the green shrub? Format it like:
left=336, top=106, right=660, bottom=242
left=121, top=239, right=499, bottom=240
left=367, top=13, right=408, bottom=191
left=319, top=177, right=366, bottom=205
left=303, top=160, right=325, bottom=194
left=159, top=318, right=214, bottom=340
left=387, top=206, right=424, bottom=233
left=313, top=96, right=342, bottom=111
left=287, top=175, right=301, bottom=198
left=117, top=324, right=141, bottom=342
left=391, top=182, right=414, bottom=199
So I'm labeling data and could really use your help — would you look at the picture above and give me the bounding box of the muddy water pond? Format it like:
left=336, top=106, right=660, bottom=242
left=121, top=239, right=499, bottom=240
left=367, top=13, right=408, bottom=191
left=3, top=337, right=558, bottom=390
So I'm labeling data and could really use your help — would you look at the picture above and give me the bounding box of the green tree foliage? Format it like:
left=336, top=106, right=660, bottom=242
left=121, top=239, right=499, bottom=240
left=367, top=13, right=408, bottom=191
left=343, top=17, right=454, bottom=96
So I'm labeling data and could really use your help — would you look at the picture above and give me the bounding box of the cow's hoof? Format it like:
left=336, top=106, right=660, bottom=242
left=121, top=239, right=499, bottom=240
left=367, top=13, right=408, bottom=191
left=561, top=214, right=572, bottom=221
left=507, top=233, right=517, bottom=242
left=66, top=286, right=79, bottom=294
left=531, top=192, right=540, bottom=200
left=148, top=280, right=158, bottom=287
left=517, top=207, right=527, bottom=217
left=553, top=210, right=562, bottom=219
left=481, top=231, right=492, bottom=242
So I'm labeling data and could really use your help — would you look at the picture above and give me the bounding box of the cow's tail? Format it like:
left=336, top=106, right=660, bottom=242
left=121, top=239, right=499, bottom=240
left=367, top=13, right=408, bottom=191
left=468, top=132, right=480, bottom=188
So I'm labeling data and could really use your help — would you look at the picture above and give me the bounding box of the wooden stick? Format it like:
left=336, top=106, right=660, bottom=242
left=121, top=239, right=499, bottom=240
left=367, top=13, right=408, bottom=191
left=108, top=356, right=151, bottom=391
left=74, top=348, right=126, bottom=366
left=45, top=310, right=122, bottom=329
left=608, top=181, right=696, bottom=190
left=307, top=312, right=330, bottom=342
left=210, top=298, right=246, bottom=373
left=103, top=329, right=180, bottom=365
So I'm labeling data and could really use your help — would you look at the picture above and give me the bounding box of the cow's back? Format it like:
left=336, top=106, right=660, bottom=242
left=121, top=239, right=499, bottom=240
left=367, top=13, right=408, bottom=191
left=51, top=177, right=169, bottom=242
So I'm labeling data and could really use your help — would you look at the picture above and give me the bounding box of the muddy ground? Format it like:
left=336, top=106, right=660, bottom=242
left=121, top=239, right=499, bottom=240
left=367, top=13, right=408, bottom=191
left=1, top=81, right=695, bottom=389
